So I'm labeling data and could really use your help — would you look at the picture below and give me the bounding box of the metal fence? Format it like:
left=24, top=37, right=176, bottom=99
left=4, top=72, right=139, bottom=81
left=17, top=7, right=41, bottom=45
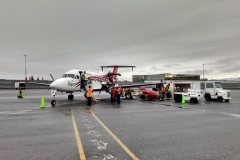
left=0, top=80, right=52, bottom=89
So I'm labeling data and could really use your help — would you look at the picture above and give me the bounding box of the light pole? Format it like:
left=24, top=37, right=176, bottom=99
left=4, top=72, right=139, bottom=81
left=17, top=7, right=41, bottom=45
left=202, top=64, right=205, bottom=80
left=24, top=55, right=27, bottom=79
left=89, top=67, right=99, bottom=73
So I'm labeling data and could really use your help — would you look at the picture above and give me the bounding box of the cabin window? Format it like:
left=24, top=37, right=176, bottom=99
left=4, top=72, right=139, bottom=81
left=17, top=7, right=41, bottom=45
left=62, top=74, right=67, bottom=78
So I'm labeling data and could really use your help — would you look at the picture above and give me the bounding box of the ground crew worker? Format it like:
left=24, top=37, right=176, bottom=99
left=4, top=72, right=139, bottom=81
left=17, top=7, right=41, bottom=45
left=111, top=87, right=116, bottom=104
left=81, top=71, right=88, bottom=90
left=165, top=83, right=172, bottom=98
left=87, top=85, right=93, bottom=106
left=84, top=71, right=89, bottom=86
left=116, top=85, right=122, bottom=105
left=160, top=84, right=165, bottom=98
left=80, top=71, right=85, bottom=90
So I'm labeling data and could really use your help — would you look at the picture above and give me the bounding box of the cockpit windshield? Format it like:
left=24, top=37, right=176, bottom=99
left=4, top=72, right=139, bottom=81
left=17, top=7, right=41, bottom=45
left=215, top=82, right=223, bottom=88
left=62, top=74, right=75, bottom=78
left=67, top=74, right=75, bottom=78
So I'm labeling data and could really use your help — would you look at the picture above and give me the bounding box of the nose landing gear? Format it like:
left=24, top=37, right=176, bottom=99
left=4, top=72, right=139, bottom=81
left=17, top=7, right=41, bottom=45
left=51, top=99, right=56, bottom=106
left=51, top=89, right=57, bottom=107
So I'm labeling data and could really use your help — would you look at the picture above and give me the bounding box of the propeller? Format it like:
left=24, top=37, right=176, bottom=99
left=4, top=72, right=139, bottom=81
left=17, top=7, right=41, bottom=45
left=50, top=74, right=55, bottom=81
left=98, top=85, right=104, bottom=95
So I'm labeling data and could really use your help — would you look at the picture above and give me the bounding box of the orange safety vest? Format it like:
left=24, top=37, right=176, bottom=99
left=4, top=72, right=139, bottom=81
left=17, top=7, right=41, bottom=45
left=87, top=88, right=93, bottom=97
left=161, top=86, right=165, bottom=92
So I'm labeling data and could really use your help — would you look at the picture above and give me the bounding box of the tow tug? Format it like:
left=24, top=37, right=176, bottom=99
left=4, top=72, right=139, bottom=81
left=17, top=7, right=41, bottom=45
left=174, top=89, right=202, bottom=103
left=202, top=81, right=231, bottom=102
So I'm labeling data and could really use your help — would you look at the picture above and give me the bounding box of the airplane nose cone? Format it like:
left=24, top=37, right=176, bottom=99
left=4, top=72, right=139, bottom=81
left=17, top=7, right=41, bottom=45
left=50, top=81, right=58, bottom=89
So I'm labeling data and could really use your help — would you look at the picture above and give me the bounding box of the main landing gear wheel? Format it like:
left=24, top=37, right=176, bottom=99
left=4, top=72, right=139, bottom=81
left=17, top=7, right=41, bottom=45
left=68, top=95, right=74, bottom=100
left=51, top=100, right=56, bottom=107
left=225, top=99, right=229, bottom=102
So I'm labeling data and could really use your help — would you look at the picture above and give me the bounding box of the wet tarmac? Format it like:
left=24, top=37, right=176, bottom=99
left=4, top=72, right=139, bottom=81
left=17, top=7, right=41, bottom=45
left=1, top=89, right=240, bottom=160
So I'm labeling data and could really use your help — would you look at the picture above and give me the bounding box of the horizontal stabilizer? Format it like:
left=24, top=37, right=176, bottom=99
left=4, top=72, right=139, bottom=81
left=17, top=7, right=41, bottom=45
left=100, top=65, right=136, bottom=71
left=107, top=72, right=121, bottom=77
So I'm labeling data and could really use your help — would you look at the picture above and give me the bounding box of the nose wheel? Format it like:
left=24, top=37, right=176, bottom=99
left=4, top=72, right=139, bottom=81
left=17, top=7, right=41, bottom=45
left=51, top=89, right=57, bottom=107
left=51, top=100, right=56, bottom=107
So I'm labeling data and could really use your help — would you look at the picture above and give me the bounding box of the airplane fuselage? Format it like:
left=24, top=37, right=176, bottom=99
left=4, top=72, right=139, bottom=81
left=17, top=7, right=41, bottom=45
left=50, top=69, right=104, bottom=92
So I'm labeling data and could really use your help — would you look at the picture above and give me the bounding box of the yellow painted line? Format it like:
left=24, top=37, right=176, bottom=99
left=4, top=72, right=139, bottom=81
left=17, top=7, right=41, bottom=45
left=70, top=108, right=86, bottom=160
left=89, top=109, right=139, bottom=160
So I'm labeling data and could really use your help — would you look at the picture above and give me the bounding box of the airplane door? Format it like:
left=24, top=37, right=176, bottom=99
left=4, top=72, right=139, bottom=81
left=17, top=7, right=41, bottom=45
left=73, top=75, right=80, bottom=91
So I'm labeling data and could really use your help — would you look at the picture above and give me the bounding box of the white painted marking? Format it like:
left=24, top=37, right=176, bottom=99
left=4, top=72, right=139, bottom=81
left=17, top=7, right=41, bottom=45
left=82, top=119, right=91, bottom=123
left=103, top=154, right=117, bottom=160
left=0, top=109, right=32, bottom=114
left=90, top=139, right=108, bottom=150
left=81, top=115, right=88, bottom=118
left=228, top=113, right=240, bottom=118
left=87, top=130, right=101, bottom=137
left=83, top=124, right=94, bottom=129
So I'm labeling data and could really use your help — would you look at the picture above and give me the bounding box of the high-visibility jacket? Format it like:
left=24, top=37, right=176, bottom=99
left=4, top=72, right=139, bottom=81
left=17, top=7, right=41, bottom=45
left=168, top=86, right=172, bottom=92
left=84, top=74, right=89, bottom=80
left=87, top=88, right=93, bottom=97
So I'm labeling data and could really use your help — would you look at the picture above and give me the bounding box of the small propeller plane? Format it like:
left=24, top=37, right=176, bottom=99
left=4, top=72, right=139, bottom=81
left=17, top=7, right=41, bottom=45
left=26, top=65, right=159, bottom=107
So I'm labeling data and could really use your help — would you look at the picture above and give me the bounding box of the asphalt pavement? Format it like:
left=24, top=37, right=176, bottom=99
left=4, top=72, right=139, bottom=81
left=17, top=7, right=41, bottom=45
left=1, top=89, right=240, bottom=160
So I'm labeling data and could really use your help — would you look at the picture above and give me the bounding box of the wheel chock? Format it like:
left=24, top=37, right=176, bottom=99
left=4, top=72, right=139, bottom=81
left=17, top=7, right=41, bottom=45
left=94, top=99, right=101, bottom=103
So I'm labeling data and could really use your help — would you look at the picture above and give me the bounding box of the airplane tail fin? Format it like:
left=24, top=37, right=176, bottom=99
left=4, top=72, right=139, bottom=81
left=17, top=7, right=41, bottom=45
left=24, top=77, right=27, bottom=83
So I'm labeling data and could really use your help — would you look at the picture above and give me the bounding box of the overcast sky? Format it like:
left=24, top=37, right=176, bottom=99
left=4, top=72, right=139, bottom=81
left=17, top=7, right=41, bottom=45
left=1, top=0, right=240, bottom=81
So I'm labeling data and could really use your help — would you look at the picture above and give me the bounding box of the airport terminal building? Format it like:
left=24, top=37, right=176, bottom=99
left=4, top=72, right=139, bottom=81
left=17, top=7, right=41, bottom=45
left=132, top=73, right=200, bottom=83
left=132, top=73, right=240, bottom=89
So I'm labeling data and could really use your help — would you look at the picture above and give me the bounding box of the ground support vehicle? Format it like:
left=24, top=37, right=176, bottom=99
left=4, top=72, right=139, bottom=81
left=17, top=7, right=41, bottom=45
left=174, top=89, right=201, bottom=103
left=202, top=81, right=231, bottom=102
left=15, top=82, right=26, bottom=90
left=139, top=89, right=164, bottom=101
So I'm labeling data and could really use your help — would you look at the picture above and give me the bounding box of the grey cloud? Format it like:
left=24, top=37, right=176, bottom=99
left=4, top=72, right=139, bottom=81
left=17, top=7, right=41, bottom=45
left=1, top=1, right=240, bottom=80
left=183, top=69, right=213, bottom=75
left=162, top=64, right=181, bottom=68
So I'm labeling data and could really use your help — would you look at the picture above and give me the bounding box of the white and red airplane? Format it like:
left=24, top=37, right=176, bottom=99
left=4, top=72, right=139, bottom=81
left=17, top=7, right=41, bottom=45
left=27, top=65, right=159, bottom=106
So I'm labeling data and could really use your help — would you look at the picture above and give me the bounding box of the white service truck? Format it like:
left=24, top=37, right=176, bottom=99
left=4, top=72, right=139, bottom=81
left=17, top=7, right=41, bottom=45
left=163, top=80, right=202, bottom=103
left=15, top=82, right=26, bottom=90
left=202, top=81, right=231, bottom=102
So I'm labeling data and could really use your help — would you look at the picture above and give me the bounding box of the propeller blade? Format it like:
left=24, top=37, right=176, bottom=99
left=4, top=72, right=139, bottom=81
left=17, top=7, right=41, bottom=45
left=98, top=86, right=103, bottom=95
left=50, top=74, right=55, bottom=81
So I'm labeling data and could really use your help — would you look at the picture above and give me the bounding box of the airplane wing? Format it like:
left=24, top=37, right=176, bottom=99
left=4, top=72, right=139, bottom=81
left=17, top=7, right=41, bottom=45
left=26, top=82, right=51, bottom=86
left=120, top=83, right=162, bottom=88
left=93, top=83, right=163, bottom=92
